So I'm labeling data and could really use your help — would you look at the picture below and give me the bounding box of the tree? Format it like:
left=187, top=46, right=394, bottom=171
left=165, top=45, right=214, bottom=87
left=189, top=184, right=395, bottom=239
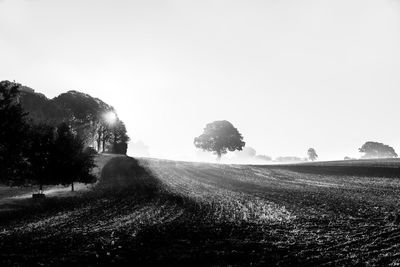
left=359, top=141, right=397, bottom=159
left=0, top=81, right=30, bottom=186
left=27, top=124, right=57, bottom=192
left=27, top=123, right=97, bottom=193
left=53, top=123, right=97, bottom=191
left=16, top=85, right=130, bottom=153
left=53, top=91, right=115, bottom=150
left=307, top=148, right=318, bottom=161
left=194, top=120, right=245, bottom=160
left=110, top=120, right=129, bottom=154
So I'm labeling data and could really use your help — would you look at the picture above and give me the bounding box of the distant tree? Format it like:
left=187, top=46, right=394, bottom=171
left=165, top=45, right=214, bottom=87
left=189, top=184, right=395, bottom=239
left=359, top=141, right=398, bottom=159
left=53, top=123, right=97, bottom=191
left=307, top=148, right=318, bottom=161
left=194, top=120, right=245, bottom=161
left=0, top=81, right=30, bottom=186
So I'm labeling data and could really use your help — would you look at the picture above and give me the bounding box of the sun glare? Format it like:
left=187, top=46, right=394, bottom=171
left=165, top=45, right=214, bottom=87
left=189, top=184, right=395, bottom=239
left=104, top=111, right=117, bottom=125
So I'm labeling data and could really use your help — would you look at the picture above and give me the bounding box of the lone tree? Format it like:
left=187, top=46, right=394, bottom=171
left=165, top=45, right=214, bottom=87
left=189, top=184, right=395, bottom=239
left=359, top=141, right=398, bottom=159
left=194, top=120, right=245, bottom=161
left=307, top=148, right=318, bottom=161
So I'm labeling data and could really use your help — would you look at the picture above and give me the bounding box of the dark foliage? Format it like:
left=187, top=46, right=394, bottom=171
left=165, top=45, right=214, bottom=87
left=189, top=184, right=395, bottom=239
left=194, top=120, right=245, bottom=160
left=110, top=121, right=129, bottom=154
left=27, top=124, right=57, bottom=190
left=52, top=123, right=97, bottom=191
left=7, top=80, right=130, bottom=154
left=0, top=81, right=30, bottom=186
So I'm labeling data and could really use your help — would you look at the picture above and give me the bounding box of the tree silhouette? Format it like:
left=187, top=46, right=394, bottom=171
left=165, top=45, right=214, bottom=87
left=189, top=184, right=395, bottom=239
left=27, top=124, right=58, bottom=192
left=53, top=123, right=97, bottom=191
left=359, top=141, right=397, bottom=159
left=0, top=81, right=30, bottom=185
left=307, top=148, right=318, bottom=161
left=194, top=120, right=245, bottom=160
left=0, top=82, right=99, bottom=193
left=53, top=91, right=115, bottom=150
left=20, top=88, right=129, bottom=153
left=27, top=123, right=97, bottom=193
left=110, top=120, right=129, bottom=154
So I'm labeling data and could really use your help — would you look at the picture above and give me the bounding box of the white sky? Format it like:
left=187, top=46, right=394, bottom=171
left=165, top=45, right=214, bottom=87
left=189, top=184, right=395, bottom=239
left=1, top=0, right=400, bottom=161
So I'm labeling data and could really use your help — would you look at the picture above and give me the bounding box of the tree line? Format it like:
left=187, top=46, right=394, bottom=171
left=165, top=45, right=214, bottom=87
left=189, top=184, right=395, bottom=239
left=14, top=81, right=129, bottom=154
left=0, top=81, right=124, bottom=193
left=194, top=120, right=398, bottom=162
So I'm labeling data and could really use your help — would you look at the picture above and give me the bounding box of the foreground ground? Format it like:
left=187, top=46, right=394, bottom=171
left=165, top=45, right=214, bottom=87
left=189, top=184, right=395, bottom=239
left=1, top=156, right=400, bottom=266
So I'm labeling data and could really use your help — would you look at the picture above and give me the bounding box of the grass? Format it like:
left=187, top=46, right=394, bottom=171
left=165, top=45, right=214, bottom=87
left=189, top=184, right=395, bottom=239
left=1, top=157, right=400, bottom=266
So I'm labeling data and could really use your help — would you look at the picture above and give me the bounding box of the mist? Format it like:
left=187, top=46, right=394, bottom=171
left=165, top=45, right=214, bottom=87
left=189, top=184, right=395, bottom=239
left=1, top=0, right=400, bottom=162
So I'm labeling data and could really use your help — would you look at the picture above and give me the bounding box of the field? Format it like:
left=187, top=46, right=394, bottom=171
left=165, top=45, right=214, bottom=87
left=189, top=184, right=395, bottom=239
left=1, top=156, right=400, bottom=266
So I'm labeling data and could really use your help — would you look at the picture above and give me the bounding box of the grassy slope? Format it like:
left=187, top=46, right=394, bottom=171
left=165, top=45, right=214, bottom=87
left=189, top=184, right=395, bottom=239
left=1, top=157, right=400, bottom=266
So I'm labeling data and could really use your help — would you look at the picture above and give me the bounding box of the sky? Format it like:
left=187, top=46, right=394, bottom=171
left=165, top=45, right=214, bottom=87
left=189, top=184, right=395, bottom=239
left=1, top=0, right=400, bottom=161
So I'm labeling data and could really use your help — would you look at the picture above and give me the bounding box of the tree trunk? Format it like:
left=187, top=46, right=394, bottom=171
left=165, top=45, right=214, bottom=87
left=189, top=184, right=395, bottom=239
left=71, top=182, right=74, bottom=192
left=113, top=128, right=118, bottom=153
left=97, top=128, right=102, bottom=152
left=216, top=151, right=222, bottom=161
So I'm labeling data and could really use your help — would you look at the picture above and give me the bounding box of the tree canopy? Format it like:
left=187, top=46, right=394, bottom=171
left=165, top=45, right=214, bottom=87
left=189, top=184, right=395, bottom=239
left=359, top=141, right=398, bottom=159
left=2, top=81, right=129, bottom=154
left=0, top=81, right=98, bottom=193
left=307, top=148, right=318, bottom=161
left=194, top=120, right=245, bottom=160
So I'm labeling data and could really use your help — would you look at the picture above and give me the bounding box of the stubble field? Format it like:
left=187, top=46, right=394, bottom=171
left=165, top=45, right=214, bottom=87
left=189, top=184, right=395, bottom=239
left=1, top=156, right=400, bottom=266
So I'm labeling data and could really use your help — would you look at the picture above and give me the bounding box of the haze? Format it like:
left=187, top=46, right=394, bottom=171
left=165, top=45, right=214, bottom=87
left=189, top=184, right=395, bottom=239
left=1, top=0, right=400, bottom=161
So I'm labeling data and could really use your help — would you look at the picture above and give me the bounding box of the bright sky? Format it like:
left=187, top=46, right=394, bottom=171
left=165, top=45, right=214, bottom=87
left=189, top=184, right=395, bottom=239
left=1, top=0, right=400, bottom=161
